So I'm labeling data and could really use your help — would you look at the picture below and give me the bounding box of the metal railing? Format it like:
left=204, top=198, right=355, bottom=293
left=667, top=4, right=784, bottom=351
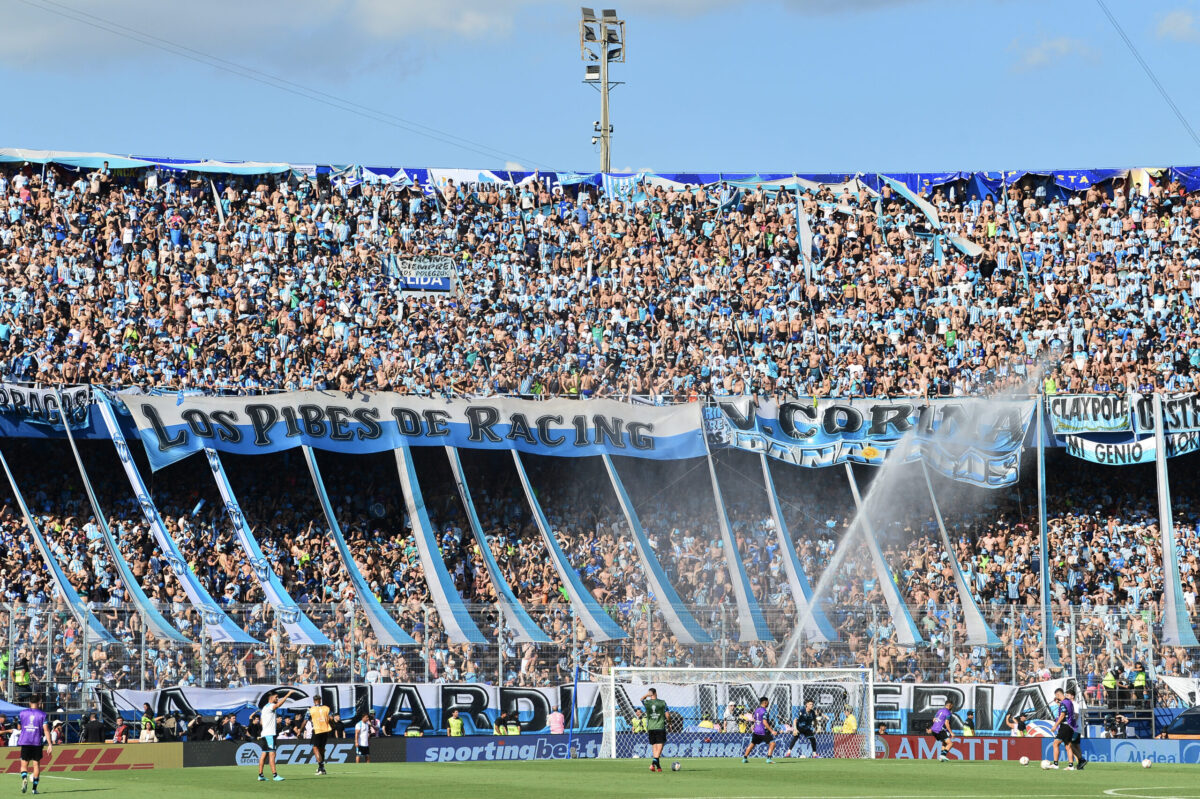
left=0, top=598, right=1180, bottom=713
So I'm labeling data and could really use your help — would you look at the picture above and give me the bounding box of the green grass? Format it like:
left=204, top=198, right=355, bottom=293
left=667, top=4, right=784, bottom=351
left=21, top=759, right=1200, bottom=799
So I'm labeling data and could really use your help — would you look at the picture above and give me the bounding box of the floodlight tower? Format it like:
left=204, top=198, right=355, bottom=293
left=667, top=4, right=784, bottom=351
left=580, top=8, right=624, bottom=173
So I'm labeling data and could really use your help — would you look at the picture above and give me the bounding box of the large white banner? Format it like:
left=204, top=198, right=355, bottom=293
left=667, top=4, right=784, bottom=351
left=108, top=679, right=1074, bottom=735
left=121, top=393, right=707, bottom=470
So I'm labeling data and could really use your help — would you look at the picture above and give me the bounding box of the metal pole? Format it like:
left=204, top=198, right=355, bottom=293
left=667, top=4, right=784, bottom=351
left=46, top=611, right=53, bottom=708
left=423, top=605, right=431, bottom=683
left=599, top=24, right=611, bottom=173
left=81, top=612, right=89, bottom=712
left=350, top=601, right=358, bottom=683
left=497, top=611, right=505, bottom=686
left=6, top=608, right=13, bottom=700
left=872, top=605, right=879, bottom=676
left=720, top=606, right=727, bottom=669
left=1009, top=605, right=1017, bottom=683
left=570, top=606, right=579, bottom=678
left=139, top=614, right=146, bottom=691
left=645, top=603, right=652, bottom=669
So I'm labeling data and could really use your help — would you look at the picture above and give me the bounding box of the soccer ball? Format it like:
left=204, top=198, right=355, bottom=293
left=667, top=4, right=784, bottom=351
left=1019, top=756, right=1029, bottom=766
left=671, top=762, right=681, bottom=772
left=1040, top=760, right=1052, bottom=770
left=1141, top=758, right=1152, bottom=769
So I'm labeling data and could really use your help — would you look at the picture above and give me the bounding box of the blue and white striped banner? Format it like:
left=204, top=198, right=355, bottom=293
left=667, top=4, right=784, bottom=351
left=601, top=454, right=712, bottom=645
left=511, top=451, right=626, bottom=642
left=302, top=446, right=416, bottom=647
left=0, top=449, right=114, bottom=643
left=445, top=447, right=549, bottom=643
left=57, top=391, right=188, bottom=643
left=394, top=445, right=487, bottom=644
left=204, top=448, right=332, bottom=647
left=759, top=454, right=836, bottom=643
left=126, top=393, right=706, bottom=471
left=97, top=394, right=256, bottom=644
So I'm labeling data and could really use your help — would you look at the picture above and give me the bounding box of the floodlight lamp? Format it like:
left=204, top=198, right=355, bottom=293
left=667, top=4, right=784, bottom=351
left=581, top=7, right=596, bottom=20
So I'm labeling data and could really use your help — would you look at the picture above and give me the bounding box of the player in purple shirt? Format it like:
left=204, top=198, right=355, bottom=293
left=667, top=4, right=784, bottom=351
left=741, top=697, right=777, bottom=764
left=17, top=695, right=52, bottom=795
left=1051, top=687, right=1087, bottom=770
left=929, top=700, right=957, bottom=762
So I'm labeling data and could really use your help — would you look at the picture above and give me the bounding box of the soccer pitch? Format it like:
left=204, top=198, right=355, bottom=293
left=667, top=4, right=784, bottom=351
left=22, top=760, right=1200, bottom=799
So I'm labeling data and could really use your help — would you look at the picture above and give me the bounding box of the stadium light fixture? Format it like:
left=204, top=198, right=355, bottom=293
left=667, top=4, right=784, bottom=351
left=580, top=7, right=624, bottom=172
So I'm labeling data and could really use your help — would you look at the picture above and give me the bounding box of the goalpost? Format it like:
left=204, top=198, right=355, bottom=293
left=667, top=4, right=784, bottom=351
left=600, top=667, right=875, bottom=761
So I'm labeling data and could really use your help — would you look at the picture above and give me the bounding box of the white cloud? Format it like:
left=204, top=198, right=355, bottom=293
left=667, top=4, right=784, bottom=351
left=504, top=161, right=525, bottom=171
left=1011, top=37, right=1092, bottom=72
left=1157, top=9, right=1200, bottom=41
left=0, top=0, right=533, bottom=72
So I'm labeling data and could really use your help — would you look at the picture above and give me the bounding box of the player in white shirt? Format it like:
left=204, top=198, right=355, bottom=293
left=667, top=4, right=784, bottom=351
left=257, top=692, right=288, bottom=782
left=354, top=713, right=371, bottom=763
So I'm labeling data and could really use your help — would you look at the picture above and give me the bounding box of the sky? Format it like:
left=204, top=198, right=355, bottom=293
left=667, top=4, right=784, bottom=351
left=3, top=0, right=1200, bottom=174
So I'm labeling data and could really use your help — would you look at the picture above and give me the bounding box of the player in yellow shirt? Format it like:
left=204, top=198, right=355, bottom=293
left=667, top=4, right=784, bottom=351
left=306, top=697, right=332, bottom=776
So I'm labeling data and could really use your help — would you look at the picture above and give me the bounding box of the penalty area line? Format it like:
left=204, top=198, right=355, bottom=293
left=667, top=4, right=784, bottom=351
left=39, top=775, right=85, bottom=781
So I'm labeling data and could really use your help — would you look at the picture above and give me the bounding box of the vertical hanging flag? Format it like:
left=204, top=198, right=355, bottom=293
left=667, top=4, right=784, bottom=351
left=510, top=451, right=626, bottom=642
left=1153, top=393, right=1199, bottom=647
left=445, top=447, right=549, bottom=643
left=1036, top=395, right=1062, bottom=667
left=0, top=449, right=114, bottom=643
left=56, top=391, right=189, bottom=644
left=759, top=454, right=836, bottom=643
left=921, top=461, right=1002, bottom=647
left=844, top=462, right=923, bottom=647
left=204, top=448, right=331, bottom=646
left=706, top=442, right=774, bottom=642
left=302, top=446, right=416, bottom=646
left=96, top=394, right=256, bottom=644
left=394, top=444, right=487, bottom=644
left=601, top=454, right=712, bottom=645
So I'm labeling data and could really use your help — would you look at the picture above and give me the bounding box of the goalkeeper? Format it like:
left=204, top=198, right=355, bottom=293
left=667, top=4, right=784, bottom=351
left=786, top=699, right=820, bottom=758
left=641, top=688, right=670, bottom=773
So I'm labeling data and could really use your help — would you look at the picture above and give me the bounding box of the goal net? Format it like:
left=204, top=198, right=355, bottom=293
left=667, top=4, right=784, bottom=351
left=599, top=667, right=874, bottom=761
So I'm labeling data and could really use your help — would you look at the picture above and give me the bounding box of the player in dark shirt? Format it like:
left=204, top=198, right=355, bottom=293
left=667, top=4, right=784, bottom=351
left=1050, top=687, right=1086, bottom=770
left=81, top=713, right=106, bottom=744
left=788, top=700, right=820, bottom=758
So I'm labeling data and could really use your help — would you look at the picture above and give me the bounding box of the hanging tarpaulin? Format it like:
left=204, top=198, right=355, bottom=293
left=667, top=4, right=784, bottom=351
left=1036, top=395, right=1061, bottom=669
left=601, top=454, right=712, bottom=645
left=510, top=451, right=626, bottom=642
left=444, top=447, right=549, bottom=643
left=394, top=444, right=488, bottom=645
left=1055, top=393, right=1200, bottom=463
left=708, top=397, right=1033, bottom=488
left=204, top=448, right=332, bottom=647
left=759, top=454, right=835, bottom=643
left=844, top=462, right=923, bottom=648
left=302, top=446, right=417, bottom=647
left=56, top=392, right=189, bottom=644
left=0, top=450, right=114, bottom=643
left=96, top=394, right=256, bottom=644
left=1153, top=394, right=1199, bottom=647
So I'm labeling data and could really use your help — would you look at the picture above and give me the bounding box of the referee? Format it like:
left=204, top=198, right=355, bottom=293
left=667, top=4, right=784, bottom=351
left=640, top=689, right=670, bottom=773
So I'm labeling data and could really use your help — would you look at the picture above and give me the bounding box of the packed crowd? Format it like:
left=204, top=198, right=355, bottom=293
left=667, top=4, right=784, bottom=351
left=0, top=435, right=1194, bottom=717
left=1, top=158, right=1199, bottom=721
left=1, top=161, right=1200, bottom=399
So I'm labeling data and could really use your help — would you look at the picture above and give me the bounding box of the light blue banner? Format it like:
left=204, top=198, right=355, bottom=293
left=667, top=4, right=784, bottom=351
left=1153, top=394, right=1199, bottom=647
left=57, top=392, right=189, bottom=643
left=1035, top=396, right=1061, bottom=668
left=511, top=451, right=626, bottom=642
left=0, top=449, right=114, bottom=643
left=759, top=454, right=836, bottom=643
left=394, top=444, right=488, bottom=644
left=96, top=395, right=256, bottom=644
left=203, top=449, right=332, bottom=647
left=445, top=447, right=550, bottom=643
left=709, top=397, right=1033, bottom=488
left=707, top=441, right=774, bottom=642
left=601, top=455, right=712, bottom=645
left=302, top=446, right=417, bottom=647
